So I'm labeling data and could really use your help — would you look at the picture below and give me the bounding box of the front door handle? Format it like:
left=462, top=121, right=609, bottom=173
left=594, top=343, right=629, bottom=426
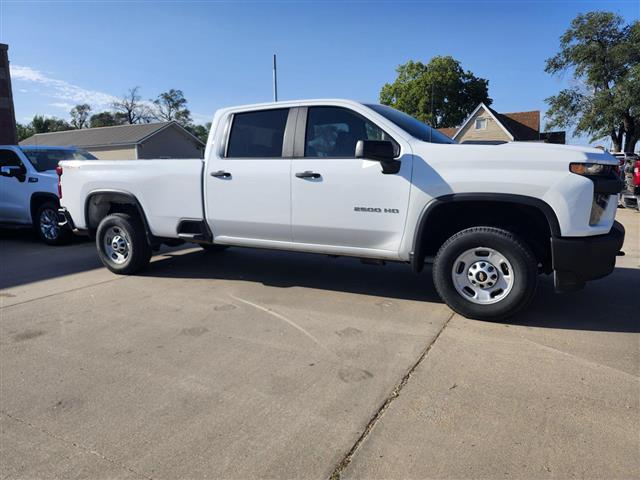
left=211, top=170, right=231, bottom=178
left=295, top=171, right=321, bottom=179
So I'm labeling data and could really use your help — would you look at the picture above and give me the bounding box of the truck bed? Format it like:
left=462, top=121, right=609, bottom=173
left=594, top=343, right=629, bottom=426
left=60, top=159, right=204, bottom=237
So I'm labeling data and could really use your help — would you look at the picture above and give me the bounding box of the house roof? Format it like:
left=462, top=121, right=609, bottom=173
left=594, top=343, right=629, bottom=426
left=451, top=103, right=542, bottom=142
left=489, top=107, right=540, bottom=141
left=19, top=121, right=204, bottom=148
left=437, top=127, right=457, bottom=138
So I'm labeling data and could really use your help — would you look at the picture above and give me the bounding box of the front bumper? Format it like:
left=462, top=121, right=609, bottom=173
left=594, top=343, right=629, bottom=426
left=551, top=221, right=625, bottom=292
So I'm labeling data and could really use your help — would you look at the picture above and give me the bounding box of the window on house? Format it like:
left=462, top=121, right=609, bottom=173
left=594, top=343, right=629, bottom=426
left=475, top=118, right=487, bottom=130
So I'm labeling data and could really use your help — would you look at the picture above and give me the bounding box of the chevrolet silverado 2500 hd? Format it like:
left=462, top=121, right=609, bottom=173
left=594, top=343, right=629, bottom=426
left=58, top=99, right=625, bottom=320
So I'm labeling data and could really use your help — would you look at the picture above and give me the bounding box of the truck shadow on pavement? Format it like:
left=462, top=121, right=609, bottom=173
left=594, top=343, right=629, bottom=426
left=143, top=247, right=640, bottom=333
left=144, top=247, right=445, bottom=303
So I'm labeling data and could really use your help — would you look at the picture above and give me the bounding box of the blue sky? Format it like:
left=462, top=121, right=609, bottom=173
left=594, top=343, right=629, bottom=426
left=1, top=0, right=638, bottom=145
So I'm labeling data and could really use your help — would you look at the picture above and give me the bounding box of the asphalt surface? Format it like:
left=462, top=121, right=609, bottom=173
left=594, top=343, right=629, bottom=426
left=1, top=209, right=638, bottom=479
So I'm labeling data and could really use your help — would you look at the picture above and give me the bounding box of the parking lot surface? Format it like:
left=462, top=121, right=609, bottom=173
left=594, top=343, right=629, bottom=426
left=1, top=210, right=638, bottom=479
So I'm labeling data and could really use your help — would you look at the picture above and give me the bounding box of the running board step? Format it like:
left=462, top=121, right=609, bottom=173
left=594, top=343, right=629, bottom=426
left=176, top=220, right=212, bottom=242
left=178, top=232, right=206, bottom=240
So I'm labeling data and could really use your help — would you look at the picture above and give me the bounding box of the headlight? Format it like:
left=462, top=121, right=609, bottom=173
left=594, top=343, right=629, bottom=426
left=569, top=163, right=613, bottom=176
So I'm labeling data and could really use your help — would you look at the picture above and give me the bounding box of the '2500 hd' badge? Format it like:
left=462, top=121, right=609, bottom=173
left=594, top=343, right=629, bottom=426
left=354, top=207, right=400, bottom=214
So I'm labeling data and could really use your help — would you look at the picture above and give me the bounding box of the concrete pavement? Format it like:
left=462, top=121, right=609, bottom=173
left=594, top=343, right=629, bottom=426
left=1, top=209, right=638, bottom=479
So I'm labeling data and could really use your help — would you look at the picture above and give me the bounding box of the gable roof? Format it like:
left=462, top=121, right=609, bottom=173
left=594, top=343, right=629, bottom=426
left=451, top=103, right=542, bottom=142
left=437, top=127, right=457, bottom=139
left=19, top=121, right=205, bottom=148
left=490, top=108, right=540, bottom=141
left=452, top=103, right=514, bottom=141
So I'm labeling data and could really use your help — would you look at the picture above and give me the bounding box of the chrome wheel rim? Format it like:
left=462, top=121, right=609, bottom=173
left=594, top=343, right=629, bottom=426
left=103, top=226, right=130, bottom=265
left=39, top=208, right=59, bottom=241
left=451, top=247, right=514, bottom=305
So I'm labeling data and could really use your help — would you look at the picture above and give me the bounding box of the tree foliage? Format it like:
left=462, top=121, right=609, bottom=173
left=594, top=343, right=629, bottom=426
left=112, top=87, right=151, bottom=124
left=89, top=111, right=128, bottom=128
left=379, top=56, right=491, bottom=128
left=186, top=122, right=211, bottom=144
left=545, top=12, right=640, bottom=152
left=152, top=89, right=192, bottom=126
left=70, top=104, right=92, bottom=129
left=16, top=115, right=71, bottom=140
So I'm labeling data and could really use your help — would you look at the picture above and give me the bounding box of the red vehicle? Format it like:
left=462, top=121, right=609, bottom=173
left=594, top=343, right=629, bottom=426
left=614, top=152, right=640, bottom=210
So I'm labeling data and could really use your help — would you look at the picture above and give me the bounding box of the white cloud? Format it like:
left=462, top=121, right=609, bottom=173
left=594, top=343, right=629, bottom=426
left=10, top=65, right=117, bottom=109
left=49, top=102, right=75, bottom=111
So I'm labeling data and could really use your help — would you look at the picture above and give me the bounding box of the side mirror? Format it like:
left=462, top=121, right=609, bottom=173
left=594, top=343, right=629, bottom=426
left=355, top=140, right=401, bottom=174
left=0, top=165, right=25, bottom=180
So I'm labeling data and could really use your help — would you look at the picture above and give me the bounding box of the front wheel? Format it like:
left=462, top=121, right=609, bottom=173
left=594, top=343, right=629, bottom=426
left=433, top=227, right=538, bottom=321
left=36, top=201, right=72, bottom=245
left=96, top=213, right=151, bottom=274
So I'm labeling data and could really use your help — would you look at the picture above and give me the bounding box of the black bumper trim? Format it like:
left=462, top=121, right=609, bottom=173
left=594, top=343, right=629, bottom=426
left=586, top=174, right=625, bottom=195
left=551, top=221, right=625, bottom=292
left=57, top=208, right=87, bottom=236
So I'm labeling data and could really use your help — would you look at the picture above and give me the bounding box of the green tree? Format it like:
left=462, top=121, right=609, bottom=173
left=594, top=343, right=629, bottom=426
left=379, top=56, right=491, bottom=128
left=545, top=12, right=639, bottom=152
left=30, top=115, right=72, bottom=134
left=89, top=111, right=127, bottom=128
left=70, top=103, right=92, bottom=129
left=152, top=89, right=192, bottom=126
left=186, top=122, right=211, bottom=144
left=16, top=123, right=35, bottom=141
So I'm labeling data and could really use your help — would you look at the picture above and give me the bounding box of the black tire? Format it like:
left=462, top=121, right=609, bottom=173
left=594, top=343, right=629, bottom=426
left=35, top=201, right=72, bottom=246
left=199, top=243, right=229, bottom=253
left=433, top=227, right=538, bottom=321
left=96, top=213, right=151, bottom=274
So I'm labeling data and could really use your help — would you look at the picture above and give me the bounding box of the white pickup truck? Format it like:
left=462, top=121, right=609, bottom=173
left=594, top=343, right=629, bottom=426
left=58, top=99, right=625, bottom=320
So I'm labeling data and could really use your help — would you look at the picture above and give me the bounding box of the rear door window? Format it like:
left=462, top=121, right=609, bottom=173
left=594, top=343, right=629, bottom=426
left=226, top=109, right=289, bottom=158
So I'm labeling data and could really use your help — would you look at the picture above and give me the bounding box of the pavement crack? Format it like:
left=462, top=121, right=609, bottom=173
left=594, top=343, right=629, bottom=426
left=1, top=410, right=153, bottom=480
left=328, top=311, right=455, bottom=480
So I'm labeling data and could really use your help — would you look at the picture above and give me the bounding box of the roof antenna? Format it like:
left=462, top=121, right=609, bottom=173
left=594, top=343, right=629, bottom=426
left=272, top=54, right=278, bottom=102
left=429, top=82, right=434, bottom=142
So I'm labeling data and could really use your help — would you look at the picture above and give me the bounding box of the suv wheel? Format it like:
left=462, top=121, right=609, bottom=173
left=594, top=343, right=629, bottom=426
left=96, top=213, right=151, bottom=274
left=36, top=201, right=71, bottom=245
left=433, top=227, right=538, bottom=321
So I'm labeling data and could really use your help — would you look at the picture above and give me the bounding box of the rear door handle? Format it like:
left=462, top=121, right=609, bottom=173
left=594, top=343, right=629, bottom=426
left=295, top=171, right=321, bottom=179
left=211, top=170, right=231, bottom=178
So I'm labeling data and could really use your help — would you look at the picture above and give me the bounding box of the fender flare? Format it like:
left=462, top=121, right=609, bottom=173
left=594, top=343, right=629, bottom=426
left=84, top=189, right=154, bottom=242
left=411, top=193, right=561, bottom=273
left=30, top=192, right=60, bottom=223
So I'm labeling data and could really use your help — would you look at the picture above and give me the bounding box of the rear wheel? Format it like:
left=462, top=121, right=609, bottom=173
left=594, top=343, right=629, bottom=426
left=35, top=201, right=71, bottom=245
left=433, top=227, right=538, bottom=321
left=96, top=213, right=151, bottom=274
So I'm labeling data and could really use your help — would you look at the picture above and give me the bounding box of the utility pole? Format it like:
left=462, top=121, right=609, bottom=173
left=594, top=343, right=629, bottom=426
left=272, top=54, right=278, bottom=102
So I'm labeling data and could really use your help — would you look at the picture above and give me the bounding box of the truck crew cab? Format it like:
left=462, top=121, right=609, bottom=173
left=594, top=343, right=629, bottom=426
left=58, top=100, right=625, bottom=320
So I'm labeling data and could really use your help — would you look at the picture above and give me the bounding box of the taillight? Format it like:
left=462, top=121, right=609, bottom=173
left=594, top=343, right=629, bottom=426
left=56, top=165, right=63, bottom=199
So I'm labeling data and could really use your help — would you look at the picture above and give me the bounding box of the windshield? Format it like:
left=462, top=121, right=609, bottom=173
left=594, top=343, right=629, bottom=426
left=364, top=104, right=454, bottom=144
left=20, top=148, right=97, bottom=172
